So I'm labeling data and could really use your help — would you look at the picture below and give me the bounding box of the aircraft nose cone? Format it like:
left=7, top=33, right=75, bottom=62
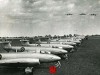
left=60, top=50, right=68, bottom=54
left=54, top=56, right=61, bottom=61
left=63, top=50, right=68, bottom=53
left=75, top=41, right=81, bottom=43
left=69, top=45, right=74, bottom=48
left=73, top=43, right=76, bottom=45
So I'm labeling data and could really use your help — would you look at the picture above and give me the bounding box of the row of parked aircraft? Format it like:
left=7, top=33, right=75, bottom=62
left=0, top=35, right=86, bottom=74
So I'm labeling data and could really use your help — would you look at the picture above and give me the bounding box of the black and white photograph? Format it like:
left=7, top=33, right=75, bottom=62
left=0, top=0, right=100, bottom=75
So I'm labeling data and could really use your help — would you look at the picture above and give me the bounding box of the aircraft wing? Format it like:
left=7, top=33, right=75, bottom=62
left=0, top=58, right=40, bottom=67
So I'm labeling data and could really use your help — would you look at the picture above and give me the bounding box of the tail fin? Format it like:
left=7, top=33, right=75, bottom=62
left=1, top=41, right=11, bottom=48
left=20, top=40, right=29, bottom=46
left=36, top=39, right=41, bottom=46
left=0, top=37, right=11, bottom=49
left=47, top=38, right=51, bottom=44
left=0, top=41, right=12, bottom=52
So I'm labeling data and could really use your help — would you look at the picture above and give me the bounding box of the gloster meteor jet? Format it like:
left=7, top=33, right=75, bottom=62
left=0, top=52, right=61, bottom=74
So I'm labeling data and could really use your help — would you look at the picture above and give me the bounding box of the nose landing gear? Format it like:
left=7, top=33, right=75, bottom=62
left=55, top=61, right=61, bottom=68
left=60, top=54, right=68, bottom=59
left=25, top=67, right=34, bottom=75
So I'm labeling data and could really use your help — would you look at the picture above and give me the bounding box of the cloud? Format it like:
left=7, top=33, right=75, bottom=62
left=0, top=0, right=9, bottom=9
left=67, top=3, right=75, bottom=12
left=0, top=0, right=99, bottom=36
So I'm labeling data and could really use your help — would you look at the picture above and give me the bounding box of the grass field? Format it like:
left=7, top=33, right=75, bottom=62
left=0, top=36, right=100, bottom=75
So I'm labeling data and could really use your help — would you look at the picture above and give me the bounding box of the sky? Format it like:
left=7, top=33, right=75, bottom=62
left=0, top=0, right=100, bottom=37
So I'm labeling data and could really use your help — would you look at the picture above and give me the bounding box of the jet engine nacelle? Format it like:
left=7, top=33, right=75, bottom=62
left=0, top=58, right=40, bottom=67
left=52, top=46, right=58, bottom=48
left=40, top=51, right=51, bottom=54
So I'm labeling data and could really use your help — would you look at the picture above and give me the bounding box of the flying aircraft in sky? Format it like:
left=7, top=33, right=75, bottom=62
left=0, top=52, right=61, bottom=74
